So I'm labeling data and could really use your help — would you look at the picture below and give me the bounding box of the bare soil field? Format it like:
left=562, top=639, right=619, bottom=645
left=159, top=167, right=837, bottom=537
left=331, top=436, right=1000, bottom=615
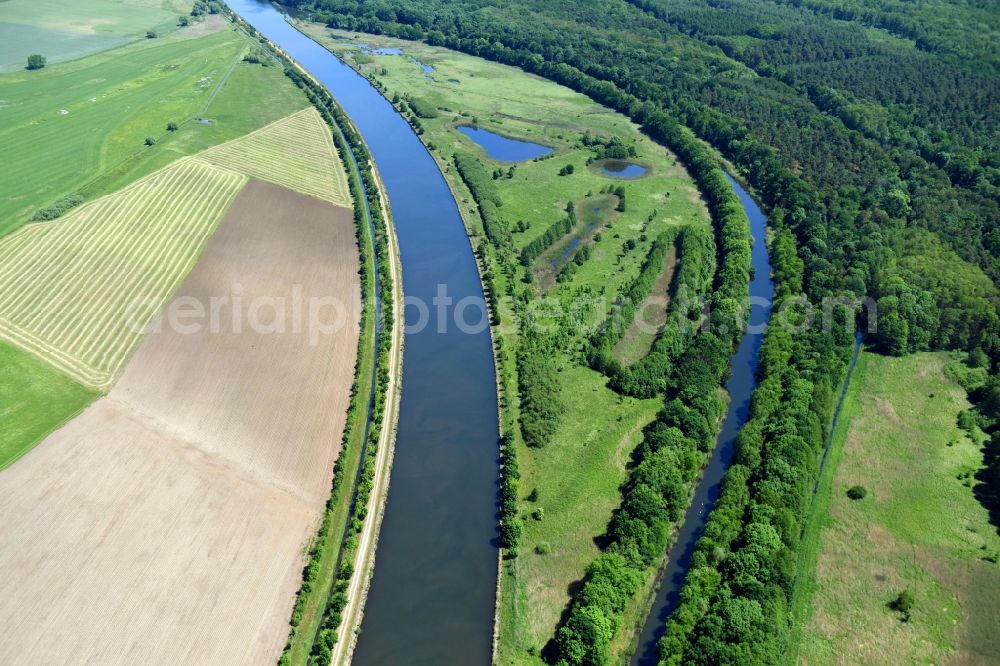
left=0, top=180, right=360, bottom=664
left=114, top=180, right=360, bottom=503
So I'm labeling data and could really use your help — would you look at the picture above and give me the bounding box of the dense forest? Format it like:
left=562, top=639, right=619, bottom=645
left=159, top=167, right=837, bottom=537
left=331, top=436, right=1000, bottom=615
left=283, top=0, right=1000, bottom=662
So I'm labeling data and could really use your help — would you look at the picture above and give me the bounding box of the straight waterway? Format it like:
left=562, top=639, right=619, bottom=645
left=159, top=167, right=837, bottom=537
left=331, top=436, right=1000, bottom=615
left=225, top=2, right=500, bottom=663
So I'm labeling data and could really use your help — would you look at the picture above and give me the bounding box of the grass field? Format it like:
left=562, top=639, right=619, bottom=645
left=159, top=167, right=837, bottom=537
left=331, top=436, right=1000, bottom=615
left=792, top=352, right=1000, bottom=665
left=0, top=26, right=308, bottom=236
left=0, top=157, right=245, bottom=389
left=0, top=107, right=348, bottom=390
left=0, top=341, right=97, bottom=470
left=198, top=106, right=350, bottom=205
left=0, top=9, right=369, bottom=660
left=614, top=245, right=677, bottom=365
left=302, top=25, right=713, bottom=663
left=308, top=27, right=706, bottom=336
left=502, top=363, right=662, bottom=657
left=0, top=0, right=194, bottom=71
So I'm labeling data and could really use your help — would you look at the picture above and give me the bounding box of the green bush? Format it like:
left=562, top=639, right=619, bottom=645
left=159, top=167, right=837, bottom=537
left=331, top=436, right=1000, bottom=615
left=889, top=590, right=915, bottom=621
left=407, top=96, right=439, bottom=118
left=31, top=195, right=84, bottom=221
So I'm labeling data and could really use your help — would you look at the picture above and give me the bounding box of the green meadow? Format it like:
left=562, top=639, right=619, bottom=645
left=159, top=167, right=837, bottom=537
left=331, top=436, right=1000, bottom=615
left=0, top=0, right=195, bottom=72
left=791, top=352, right=1000, bottom=665
left=305, top=24, right=713, bottom=662
left=0, top=341, right=96, bottom=470
left=0, top=24, right=307, bottom=236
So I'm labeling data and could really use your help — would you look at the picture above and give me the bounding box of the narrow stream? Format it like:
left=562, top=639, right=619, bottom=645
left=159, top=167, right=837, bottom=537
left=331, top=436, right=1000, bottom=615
left=225, top=2, right=500, bottom=664
left=630, top=175, right=774, bottom=666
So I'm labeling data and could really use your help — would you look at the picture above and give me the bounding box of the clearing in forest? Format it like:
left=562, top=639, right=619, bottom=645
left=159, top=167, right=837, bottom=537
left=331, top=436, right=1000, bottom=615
left=794, top=352, right=1000, bottom=665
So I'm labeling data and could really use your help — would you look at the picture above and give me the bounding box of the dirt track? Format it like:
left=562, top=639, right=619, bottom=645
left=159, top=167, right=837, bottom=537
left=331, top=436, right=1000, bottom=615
left=0, top=181, right=360, bottom=665
left=330, top=164, right=404, bottom=665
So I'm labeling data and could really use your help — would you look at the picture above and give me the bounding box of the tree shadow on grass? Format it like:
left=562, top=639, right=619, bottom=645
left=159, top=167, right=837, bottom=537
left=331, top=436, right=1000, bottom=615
left=972, top=437, right=1000, bottom=538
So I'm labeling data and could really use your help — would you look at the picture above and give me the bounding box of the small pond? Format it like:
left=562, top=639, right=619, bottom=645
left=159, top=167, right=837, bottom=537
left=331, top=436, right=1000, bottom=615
left=457, top=125, right=553, bottom=162
left=354, top=43, right=403, bottom=56
left=600, top=159, right=648, bottom=179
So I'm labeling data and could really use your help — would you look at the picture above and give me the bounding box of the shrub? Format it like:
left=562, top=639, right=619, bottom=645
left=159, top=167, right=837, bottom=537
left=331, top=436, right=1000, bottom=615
left=957, top=409, right=978, bottom=435
left=146, top=30, right=157, bottom=39
left=520, top=207, right=576, bottom=266
left=535, top=542, right=551, bottom=555
left=500, top=518, right=522, bottom=549
left=166, top=122, right=179, bottom=132
left=846, top=485, right=867, bottom=500
left=516, top=335, right=563, bottom=447
left=144, top=137, right=156, bottom=146
left=407, top=96, right=439, bottom=118
left=889, top=590, right=915, bottom=621
left=26, top=54, right=46, bottom=70
left=31, top=195, right=84, bottom=221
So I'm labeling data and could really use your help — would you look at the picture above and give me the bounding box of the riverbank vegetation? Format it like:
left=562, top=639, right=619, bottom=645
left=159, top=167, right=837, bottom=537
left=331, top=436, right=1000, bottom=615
left=299, top=24, right=734, bottom=662
left=287, top=0, right=1000, bottom=663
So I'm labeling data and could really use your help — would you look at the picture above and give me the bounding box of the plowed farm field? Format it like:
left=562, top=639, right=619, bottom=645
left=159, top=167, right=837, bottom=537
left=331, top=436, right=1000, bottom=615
left=0, top=180, right=361, bottom=664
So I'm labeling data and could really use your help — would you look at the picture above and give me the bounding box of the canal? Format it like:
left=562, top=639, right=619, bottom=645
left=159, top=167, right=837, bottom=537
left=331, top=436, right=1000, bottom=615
left=225, top=2, right=500, bottom=664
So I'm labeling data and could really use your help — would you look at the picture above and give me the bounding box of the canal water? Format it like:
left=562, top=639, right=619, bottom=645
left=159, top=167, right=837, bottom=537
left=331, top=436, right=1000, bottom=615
left=630, top=174, right=775, bottom=666
left=225, top=2, right=499, bottom=664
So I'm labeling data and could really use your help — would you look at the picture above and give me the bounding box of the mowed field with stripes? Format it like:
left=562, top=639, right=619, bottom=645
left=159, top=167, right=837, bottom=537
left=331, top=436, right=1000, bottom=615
left=0, top=107, right=350, bottom=389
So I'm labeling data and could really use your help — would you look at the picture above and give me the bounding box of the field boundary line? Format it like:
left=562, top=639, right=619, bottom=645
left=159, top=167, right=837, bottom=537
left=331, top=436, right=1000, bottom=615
left=0, top=157, right=247, bottom=391
left=0, top=106, right=349, bottom=392
left=200, top=42, right=248, bottom=114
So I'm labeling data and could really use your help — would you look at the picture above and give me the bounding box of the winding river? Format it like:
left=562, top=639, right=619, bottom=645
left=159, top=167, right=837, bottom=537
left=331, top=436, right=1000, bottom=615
left=630, top=175, right=775, bottom=666
left=225, top=2, right=500, bottom=664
